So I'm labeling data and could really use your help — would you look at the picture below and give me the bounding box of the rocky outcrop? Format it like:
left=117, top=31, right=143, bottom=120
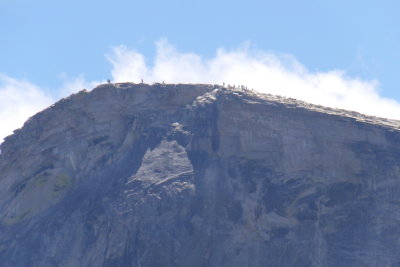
left=1, top=83, right=400, bottom=266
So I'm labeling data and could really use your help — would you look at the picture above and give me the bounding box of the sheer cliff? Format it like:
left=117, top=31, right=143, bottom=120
left=1, top=83, right=400, bottom=266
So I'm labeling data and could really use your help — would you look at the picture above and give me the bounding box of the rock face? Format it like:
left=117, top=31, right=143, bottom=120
left=1, top=83, right=400, bottom=266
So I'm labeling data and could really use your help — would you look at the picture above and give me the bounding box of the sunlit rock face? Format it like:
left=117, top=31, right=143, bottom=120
left=1, top=83, right=400, bottom=267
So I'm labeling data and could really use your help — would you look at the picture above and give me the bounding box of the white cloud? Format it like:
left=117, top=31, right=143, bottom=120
left=0, top=73, right=103, bottom=143
left=107, top=40, right=400, bottom=120
left=58, top=75, right=101, bottom=98
left=2, top=40, right=400, bottom=144
left=106, top=45, right=148, bottom=84
left=0, top=74, right=54, bottom=142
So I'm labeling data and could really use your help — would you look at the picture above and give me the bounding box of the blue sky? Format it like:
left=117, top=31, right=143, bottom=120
left=1, top=0, right=400, bottom=141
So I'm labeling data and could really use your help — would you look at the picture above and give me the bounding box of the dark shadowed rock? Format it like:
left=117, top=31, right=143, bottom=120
left=1, top=83, right=400, bottom=266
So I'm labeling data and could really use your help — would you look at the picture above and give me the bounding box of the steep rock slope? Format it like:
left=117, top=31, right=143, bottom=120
left=1, top=83, right=400, bottom=266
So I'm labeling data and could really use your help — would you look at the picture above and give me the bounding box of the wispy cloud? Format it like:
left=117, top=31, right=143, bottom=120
left=0, top=74, right=54, bottom=142
left=0, top=74, right=101, bottom=143
left=2, top=40, right=400, bottom=143
left=58, top=75, right=101, bottom=98
left=107, top=39, right=400, bottom=120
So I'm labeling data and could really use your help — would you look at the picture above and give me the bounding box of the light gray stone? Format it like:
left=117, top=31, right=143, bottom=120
left=1, top=83, right=400, bottom=266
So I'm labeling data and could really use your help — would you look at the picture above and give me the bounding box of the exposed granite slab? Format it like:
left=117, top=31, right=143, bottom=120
left=1, top=83, right=400, bottom=266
